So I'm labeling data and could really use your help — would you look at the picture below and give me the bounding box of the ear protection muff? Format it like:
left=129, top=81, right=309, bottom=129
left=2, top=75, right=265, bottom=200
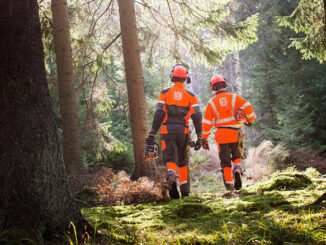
left=170, top=64, right=191, bottom=83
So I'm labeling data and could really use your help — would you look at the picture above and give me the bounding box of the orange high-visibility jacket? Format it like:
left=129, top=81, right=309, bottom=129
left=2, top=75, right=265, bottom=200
left=150, top=82, right=202, bottom=136
left=202, top=90, right=255, bottom=144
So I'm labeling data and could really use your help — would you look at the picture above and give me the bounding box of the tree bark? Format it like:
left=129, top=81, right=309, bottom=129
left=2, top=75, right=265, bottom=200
left=118, top=0, right=153, bottom=180
left=230, top=1, right=242, bottom=95
left=0, top=0, right=85, bottom=235
left=51, top=0, right=87, bottom=175
left=324, top=0, right=326, bottom=35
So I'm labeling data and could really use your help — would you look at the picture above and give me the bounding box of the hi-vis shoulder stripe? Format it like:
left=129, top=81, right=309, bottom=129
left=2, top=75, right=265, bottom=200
left=240, top=102, right=251, bottom=110
left=208, top=99, right=219, bottom=119
left=203, top=131, right=211, bottom=135
left=215, top=116, right=235, bottom=124
left=203, top=119, right=214, bottom=125
left=179, top=181, right=187, bottom=185
left=192, top=104, right=199, bottom=107
left=247, top=112, right=255, bottom=118
left=157, top=100, right=165, bottom=104
left=232, top=94, right=237, bottom=115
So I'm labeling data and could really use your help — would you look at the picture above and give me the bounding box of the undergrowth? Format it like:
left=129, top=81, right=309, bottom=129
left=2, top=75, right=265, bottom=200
left=76, top=167, right=326, bottom=244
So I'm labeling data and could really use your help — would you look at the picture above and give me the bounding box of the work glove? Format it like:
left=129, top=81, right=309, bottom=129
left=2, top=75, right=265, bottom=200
left=145, top=134, right=155, bottom=145
left=194, top=136, right=204, bottom=151
left=202, top=138, right=210, bottom=150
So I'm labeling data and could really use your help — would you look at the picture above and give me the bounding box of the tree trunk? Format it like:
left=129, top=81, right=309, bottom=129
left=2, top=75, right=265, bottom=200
left=234, top=47, right=242, bottom=95
left=324, top=0, right=326, bottom=35
left=230, top=1, right=242, bottom=95
left=118, top=0, right=153, bottom=180
left=0, top=0, right=85, bottom=235
left=51, top=0, right=87, bottom=175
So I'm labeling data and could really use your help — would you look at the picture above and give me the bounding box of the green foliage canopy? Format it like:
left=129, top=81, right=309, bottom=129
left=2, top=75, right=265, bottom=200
left=277, top=0, right=326, bottom=63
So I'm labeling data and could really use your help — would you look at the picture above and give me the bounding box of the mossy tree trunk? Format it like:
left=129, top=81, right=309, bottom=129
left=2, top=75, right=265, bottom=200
left=118, top=0, right=155, bottom=180
left=51, top=0, right=87, bottom=175
left=0, top=0, right=85, bottom=235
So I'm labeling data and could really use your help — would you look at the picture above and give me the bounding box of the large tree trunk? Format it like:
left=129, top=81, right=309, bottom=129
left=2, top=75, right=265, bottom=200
left=51, top=0, right=87, bottom=175
left=118, top=0, right=154, bottom=180
left=0, top=0, right=85, bottom=235
left=230, top=1, right=242, bottom=95
left=234, top=47, right=242, bottom=95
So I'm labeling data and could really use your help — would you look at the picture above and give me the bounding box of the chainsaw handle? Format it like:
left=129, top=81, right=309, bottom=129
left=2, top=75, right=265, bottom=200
left=154, top=142, right=160, bottom=155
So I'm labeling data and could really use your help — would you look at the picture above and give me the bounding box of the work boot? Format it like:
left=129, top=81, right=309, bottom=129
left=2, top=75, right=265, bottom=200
left=167, top=175, right=179, bottom=199
left=233, top=165, right=242, bottom=190
left=225, top=183, right=234, bottom=191
left=180, top=182, right=190, bottom=198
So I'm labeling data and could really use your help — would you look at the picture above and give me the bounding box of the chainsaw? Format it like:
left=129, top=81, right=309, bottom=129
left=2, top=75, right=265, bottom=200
left=144, top=141, right=161, bottom=162
left=235, top=108, right=251, bottom=126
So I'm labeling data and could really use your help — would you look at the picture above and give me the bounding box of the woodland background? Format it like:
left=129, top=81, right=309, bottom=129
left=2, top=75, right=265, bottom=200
left=1, top=0, right=326, bottom=244
left=40, top=0, right=326, bottom=172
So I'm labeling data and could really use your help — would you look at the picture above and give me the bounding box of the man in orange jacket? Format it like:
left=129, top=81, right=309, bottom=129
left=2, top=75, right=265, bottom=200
left=202, top=76, right=255, bottom=191
left=146, top=64, right=203, bottom=198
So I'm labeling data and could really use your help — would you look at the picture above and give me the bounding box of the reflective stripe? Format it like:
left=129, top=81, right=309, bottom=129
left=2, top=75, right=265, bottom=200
left=247, top=112, right=255, bottom=118
left=208, top=99, right=219, bottom=119
left=219, top=124, right=242, bottom=129
left=231, top=94, right=237, bottom=116
left=203, top=130, right=210, bottom=135
left=203, top=119, right=214, bottom=125
left=167, top=162, right=177, bottom=172
left=192, top=104, right=199, bottom=107
left=240, top=101, right=250, bottom=110
left=158, top=100, right=165, bottom=104
left=215, top=116, right=235, bottom=124
left=179, top=181, right=187, bottom=185
left=225, top=181, right=233, bottom=184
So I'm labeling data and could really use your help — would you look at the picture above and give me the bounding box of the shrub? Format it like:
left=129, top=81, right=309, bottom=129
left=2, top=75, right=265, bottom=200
left=98, top=171, right=166, bottom=205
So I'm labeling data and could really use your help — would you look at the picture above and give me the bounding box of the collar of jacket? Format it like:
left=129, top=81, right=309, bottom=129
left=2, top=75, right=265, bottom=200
left=173, top=82, right=185, bottom=88
left=215, top=89, right=227, bottom=95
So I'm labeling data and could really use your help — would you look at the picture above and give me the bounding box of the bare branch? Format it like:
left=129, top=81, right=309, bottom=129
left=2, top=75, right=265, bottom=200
left=102, top=68, right=127, bottom=92
left=103, top=32, right=121, bottom=52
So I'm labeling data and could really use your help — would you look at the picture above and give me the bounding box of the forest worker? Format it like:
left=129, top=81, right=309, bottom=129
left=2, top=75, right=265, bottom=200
left=202, top=76, right=255, bottom=191
left=145, top=64, right=204, bottom=199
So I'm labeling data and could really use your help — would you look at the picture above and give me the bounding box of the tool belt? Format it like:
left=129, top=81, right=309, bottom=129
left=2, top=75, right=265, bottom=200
left=217, top=126, right=245, bottom=156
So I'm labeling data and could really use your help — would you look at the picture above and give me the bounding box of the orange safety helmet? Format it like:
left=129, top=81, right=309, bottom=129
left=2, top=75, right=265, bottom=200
left=171, top=65, right=188, bottom=78
left=210, top=76, right=226, bottom=88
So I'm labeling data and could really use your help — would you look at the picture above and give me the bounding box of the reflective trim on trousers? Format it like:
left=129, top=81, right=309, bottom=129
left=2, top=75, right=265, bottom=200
left=223, top=167, right=233, bottom=182
left=233, top=158, right=241, bottom=165
left=161, top=140, right=166, bottom=150
left=167, top=162, right=177, bottom=172
left=178, top=166, right=188, bottom=185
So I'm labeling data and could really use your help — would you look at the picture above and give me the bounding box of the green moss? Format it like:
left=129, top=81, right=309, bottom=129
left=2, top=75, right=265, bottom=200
left=266, top=172, right=312, bottom=191
left=80, top=169, right=326, bottom=244
left=168, top=202, right=212, bottom=218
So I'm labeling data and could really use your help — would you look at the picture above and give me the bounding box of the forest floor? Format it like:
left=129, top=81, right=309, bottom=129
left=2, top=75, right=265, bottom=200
left=76, top=167, right=326, bottom=244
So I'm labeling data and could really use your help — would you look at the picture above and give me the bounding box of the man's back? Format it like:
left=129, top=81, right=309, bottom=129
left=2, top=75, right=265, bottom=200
left=203, top=90, right=255, bottom=143
left=157, top=82, right=201, bottom=135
